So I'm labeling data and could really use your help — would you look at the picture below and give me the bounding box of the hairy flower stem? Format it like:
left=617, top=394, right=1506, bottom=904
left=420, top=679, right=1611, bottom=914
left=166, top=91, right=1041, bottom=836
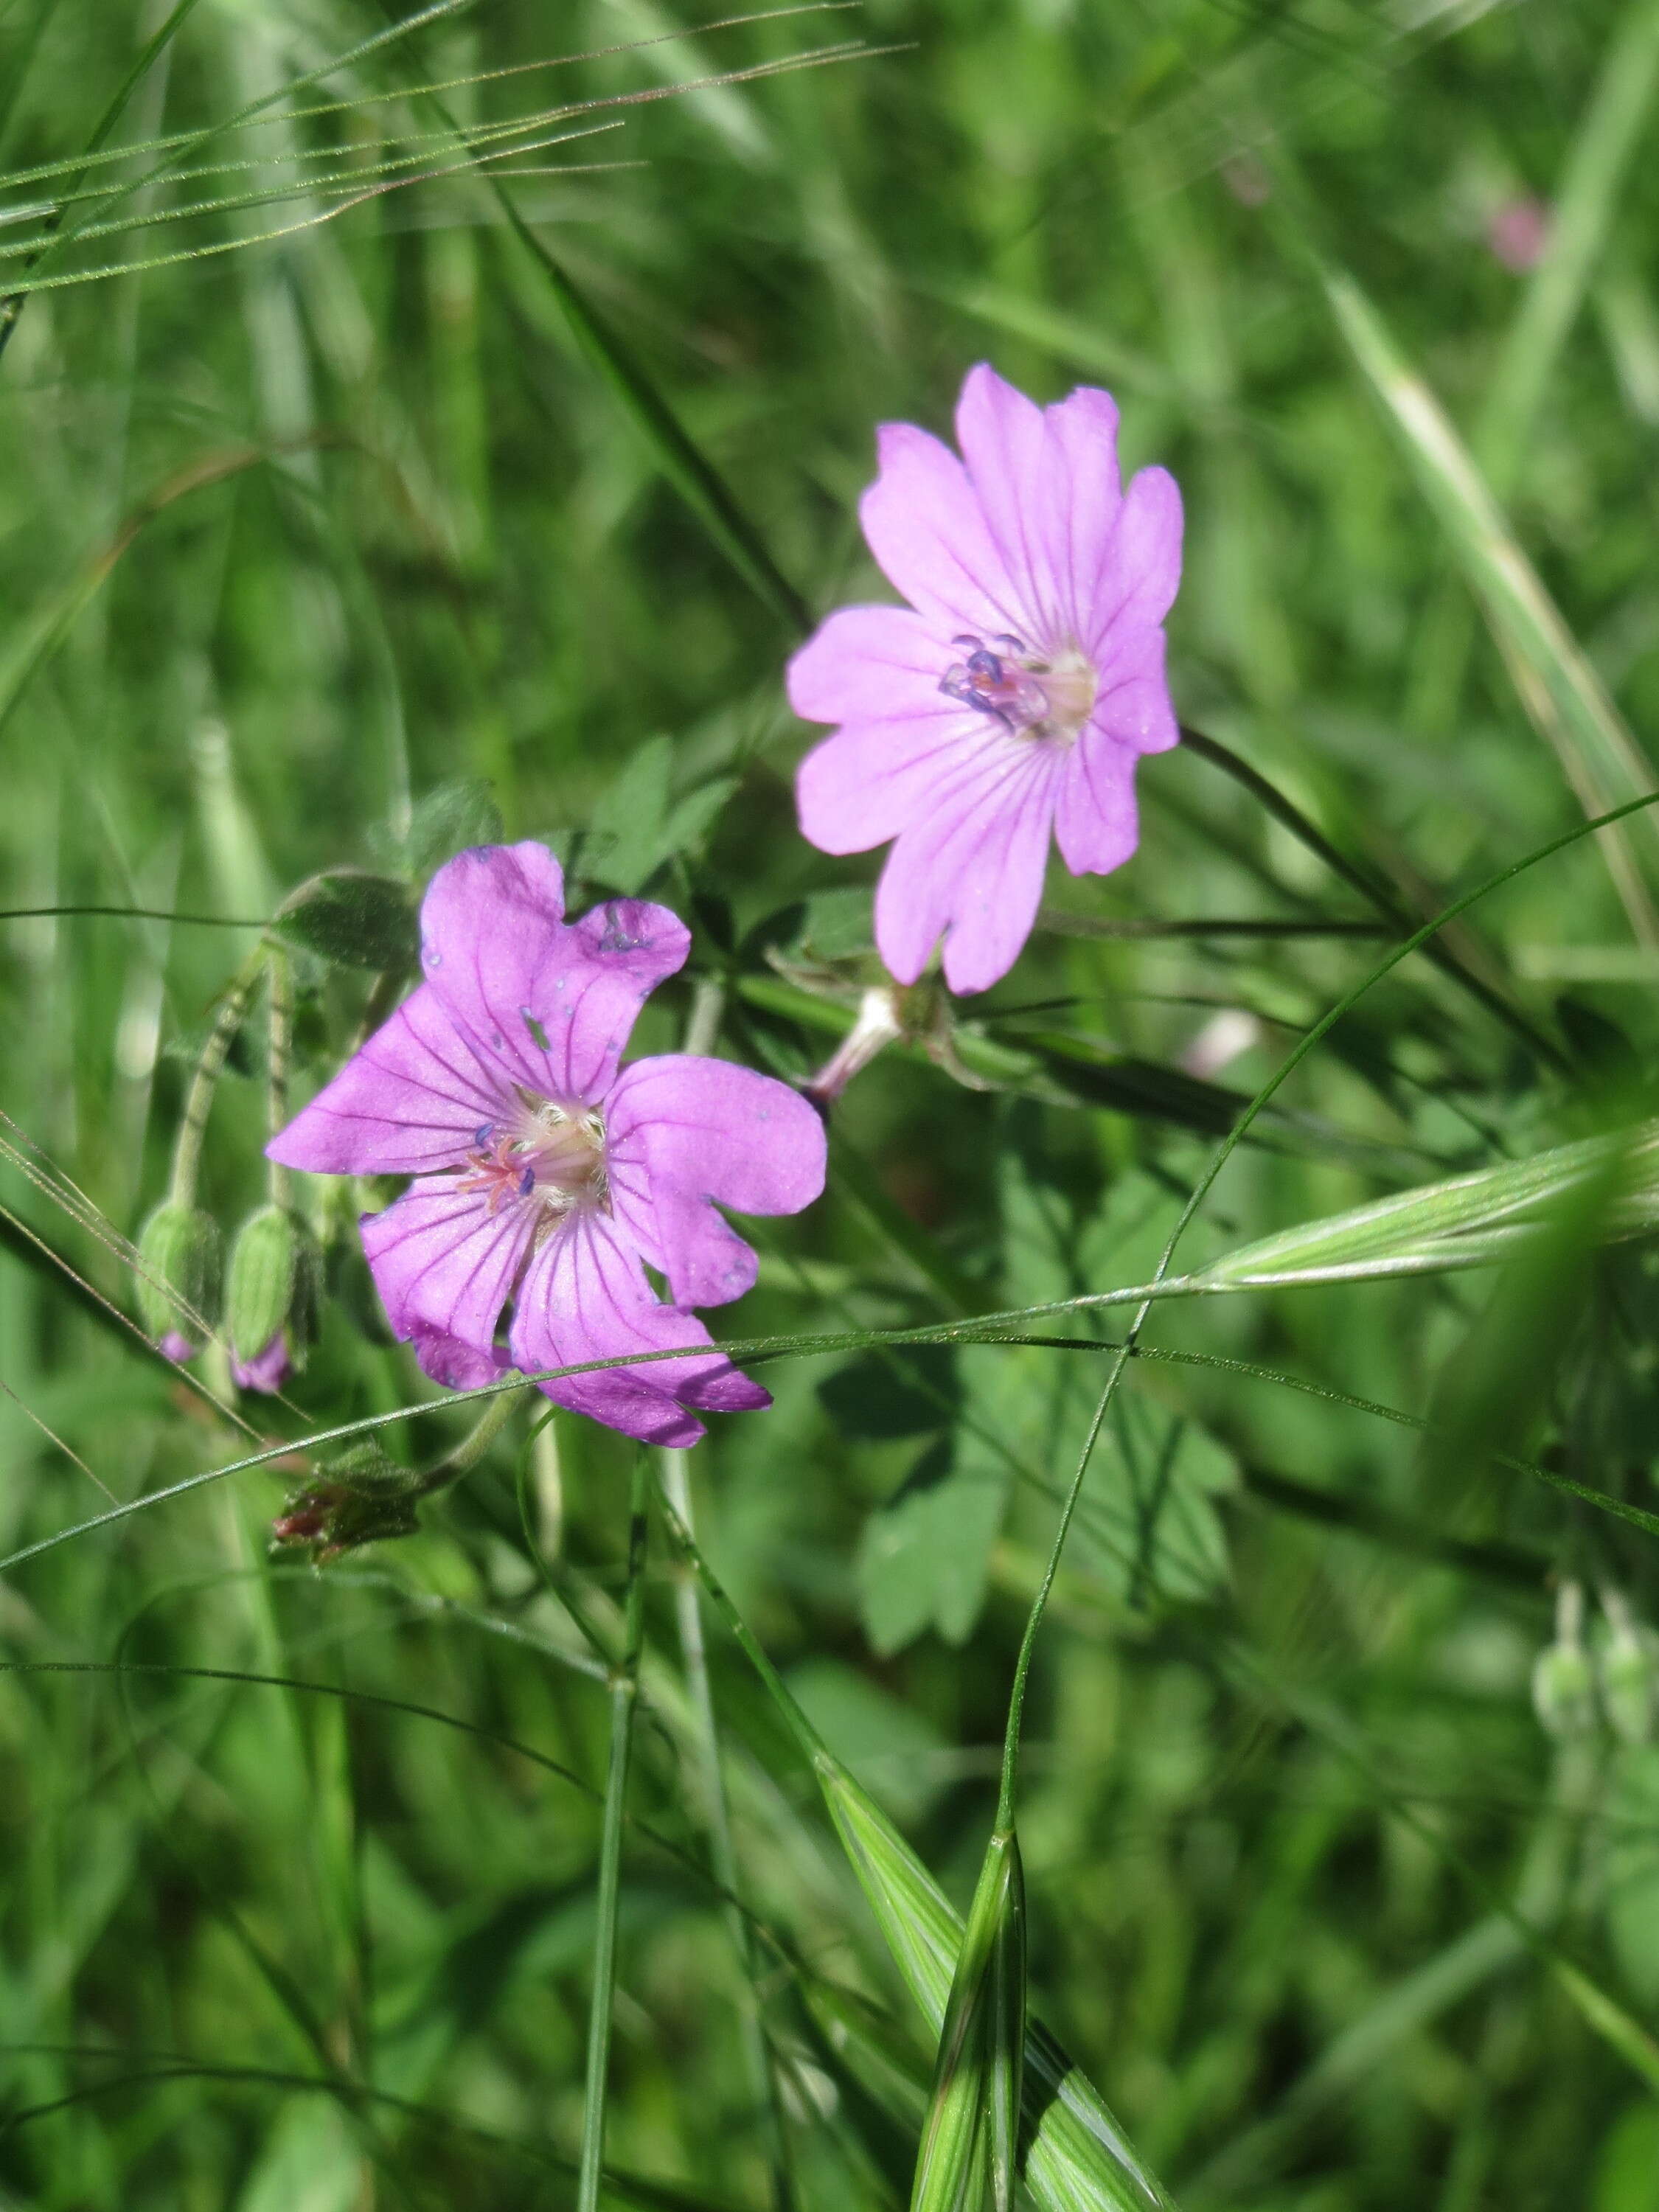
left=659, top=973, right=798, bottom=2203
left=576, top=1448, right=653, bottom=2212
left=168, top=953, right=264, bottom=1205
left=662, top=1448, right=799, bottom=2212
left=265, top=950, right=294, bottom=1210
left=412, top=1383, right=531, bottom=1499
left=993, top=1352, right=1127, bottom=1833
left=1181, top=723, right=1568, bottom=1074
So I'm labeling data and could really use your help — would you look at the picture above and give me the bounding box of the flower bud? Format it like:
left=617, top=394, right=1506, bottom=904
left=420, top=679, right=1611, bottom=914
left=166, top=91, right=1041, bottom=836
left=232, top=1335, right=293, bottom=1394
left=269, top=1442, right=422, bottom=1564
left=1532, top=1640, right=1597, bottom=1738
left=1597, top=1591, right=1658, bottom=1746
left=135, top=1200, right=221, bottom=1353
left=1599, top=1634, right=1655, bottom=1745
left=226, top=1203, right=321, bottom=1391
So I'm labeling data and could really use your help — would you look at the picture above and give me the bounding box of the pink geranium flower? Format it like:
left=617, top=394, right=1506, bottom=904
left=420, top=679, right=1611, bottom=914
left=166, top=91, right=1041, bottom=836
left=268, top=843, right=826, bottom=1447
left=788, top=364, right=1183, bottom=993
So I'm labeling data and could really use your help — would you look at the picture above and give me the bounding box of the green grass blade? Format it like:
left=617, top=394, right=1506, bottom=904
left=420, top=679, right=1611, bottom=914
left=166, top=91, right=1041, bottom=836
left=1192, top=1119, right=1659, bottom=1290
left=1478, top=0, right=1659, bottom=488
left=1318, top=262, right=1659, bottom=941
left=653, top=1486, right=1175, bottom=2212
left=908, top=1829, right=1018, bottom=2212
left=0, top=0, right=206, bottom=358
left=577, top=1450, right=654, bottom=2212
left=987, top=1834, right=1026, bottom=2212
left=822, top=1770, right=1173, bottom=2212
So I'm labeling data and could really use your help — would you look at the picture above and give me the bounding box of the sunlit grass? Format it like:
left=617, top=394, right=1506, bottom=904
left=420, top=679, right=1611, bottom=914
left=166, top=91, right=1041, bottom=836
left=3, top=1, right=1659, bottom=2207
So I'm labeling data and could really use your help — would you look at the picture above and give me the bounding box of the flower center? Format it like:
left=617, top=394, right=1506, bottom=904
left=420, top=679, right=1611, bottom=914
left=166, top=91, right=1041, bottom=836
left=939, top=633, right=1096, bottom=743
left=456, top=1093, right=608, bottom=1219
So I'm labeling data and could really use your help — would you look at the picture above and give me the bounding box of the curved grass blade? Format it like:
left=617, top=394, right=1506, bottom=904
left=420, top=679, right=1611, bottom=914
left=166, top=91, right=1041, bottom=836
left=1190, top=1119, right=1659, bottom=1290
left=1318, top=263, right=1659, bottom=942
left=372, top=16, right=812, bottom=631
left=0, top=7, right=857, bottom=196
left=0, top=0, right=476, bottom=323
left=0, top=0, right=206, bottom=360
left=824, top=1767, right=1169, bottom=2212
left=907, top=1825, right=1027, bottom=2212
left=577, top=1451, right=654, bottom=2212
left=907, top=1829, right=1016, bottom=2211
left=654, top=1486, right=1175, bottom=2212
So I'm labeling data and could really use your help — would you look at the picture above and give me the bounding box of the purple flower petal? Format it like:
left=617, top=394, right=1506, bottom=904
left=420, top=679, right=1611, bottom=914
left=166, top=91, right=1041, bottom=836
left=159, top=1330, right=197, bottom=1366
left=874, top=740, right=1062, bottom=994
left=607, top=1054, right=827, bottom=1307
left=797, top=715, right=990, bottom=857
left=954, top=365, right=1065, bottom=637
left=418, top=842, right=689, bottom=1107
left=268, top=984, right=507, bottom=1176
left=787, top=604, right=953, bottom=726
left=232, top=1333, right=293, bottom=1394
left=360, top=1183, right=535, bottom=1354
left=1046, top=385, right=1124, bottom=643
left=509, top=1208, right=769, bottom=1449
left=790, top=366, right=1183, bottom=994
left=1054, top=731, right=1141, bottom=877
left=1090, top=630, right=1179, bottom=757
left=1085, top=465, right=1183, bottom=669
left=859, top=420, right=1027, bottom=638
left=408, top=1324, right=514, bottom=1394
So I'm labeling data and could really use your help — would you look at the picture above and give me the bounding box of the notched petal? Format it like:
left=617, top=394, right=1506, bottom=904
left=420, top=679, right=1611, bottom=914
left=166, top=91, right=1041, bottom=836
left=606, top=1055, right=827, bottom=1308
left=416, top=840, right=689, bottom=1106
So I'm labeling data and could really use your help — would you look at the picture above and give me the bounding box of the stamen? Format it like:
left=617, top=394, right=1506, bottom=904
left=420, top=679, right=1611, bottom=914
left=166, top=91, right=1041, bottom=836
left=454, top=1094, right=609, bottom=1222
left=937, top=630, right=1097, bottom=744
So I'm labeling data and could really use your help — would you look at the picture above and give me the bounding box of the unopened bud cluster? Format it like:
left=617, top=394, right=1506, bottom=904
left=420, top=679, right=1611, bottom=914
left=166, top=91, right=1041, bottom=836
left=133, top=953, right=323, bottom=1394
left=1532, top=1582, right=1658, bottom=1745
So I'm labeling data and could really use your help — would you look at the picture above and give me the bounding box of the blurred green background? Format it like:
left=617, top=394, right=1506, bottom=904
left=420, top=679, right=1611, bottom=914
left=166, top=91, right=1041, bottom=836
left=4, top=0, right=1659, bottom=2205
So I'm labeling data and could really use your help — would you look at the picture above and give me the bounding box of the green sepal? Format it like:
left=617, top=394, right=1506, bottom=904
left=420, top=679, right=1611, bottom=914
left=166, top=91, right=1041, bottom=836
left=135, top=1200, right=221, bottom=1346
left=270, top=869, right=420, bottom=972
left=226, top=1203, right=319, bottom=1364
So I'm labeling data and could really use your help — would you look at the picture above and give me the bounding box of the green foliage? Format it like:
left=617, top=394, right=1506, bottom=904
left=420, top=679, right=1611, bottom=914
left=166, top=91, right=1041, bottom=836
left=397, top=777, right=507, bottom=880
left=4, top=1, right=1659, bottom=2208
left=858, top=1440, right=1009, bottom=1658
left=582, top=734, right=740, bottom=896
left=270, top=870, right=420, bottom=971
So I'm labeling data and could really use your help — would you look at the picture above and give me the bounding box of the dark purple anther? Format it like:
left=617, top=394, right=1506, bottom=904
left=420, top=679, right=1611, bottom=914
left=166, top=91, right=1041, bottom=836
left=518, top=1164, right=536, bottom=1197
